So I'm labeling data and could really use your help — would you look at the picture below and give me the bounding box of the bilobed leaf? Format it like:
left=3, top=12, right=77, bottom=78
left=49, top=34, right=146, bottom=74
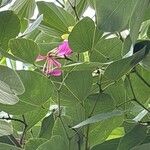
left=17, top=71, right=53, bottom=106
left=104, top=48, right=147, bottom=81
left=65, top=70, right=93, bottom=101
left=0, top=121, right=13, bottom=137
left=39, top=114, right=54, bottom=139
left=94, top=0, right=136, bottom=32
left=130, top=0, right=149, bottom=43
left=73, top=110, right=123, bottom=128
left=69, top=17, right=102, bottom=53
left=0, top=11, right=20, bottom=50
left=37, top=136, right=68, bottom=150
left=37, top=1, right=75, bottom=34
left=9, top=38, right=39, bottom=64
left=90, top=37, right=122, bottom=63
left=117, top=124, right=147, bottom=150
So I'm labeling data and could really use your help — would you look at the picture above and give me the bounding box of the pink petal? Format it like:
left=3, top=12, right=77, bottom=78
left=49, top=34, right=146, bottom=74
left=49, top=69, right=62, bottom=76
left=36, top=55, right=47, bottom=62
left=57, top=41, right=72, bottom=57
left=51, top=58, right=61, bottom=68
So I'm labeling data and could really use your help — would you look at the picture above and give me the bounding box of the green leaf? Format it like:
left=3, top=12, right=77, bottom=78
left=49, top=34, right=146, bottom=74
left=37, top=1, right=75, bottom=34
left=130, top=0, right=149, bottom=43
left=0, top=100, right=39, bottom=115
left=94, top=0, right=136, bottom=32
left=17, top=71, right=53, bottom=106
left=37, top=135, right=68, bottom=150
left=0, top=121, right=13, bottom=137
left=11, top=0, right=36, bottom=31
left=65, top=70, right=93, bottom=101
left=131, top=143, right=150, bottom=150
left=0, top=80, right=19, bottom=105
left=0, top=0, right=12, bottom=7
left=104, top=48, right=147, bottom=81
left=73, top=110, right=123, bottom=128
left=39, top=114, right=54, bottom=139
left=9, top=38, right=39, bottom=64
left=25, top=138, right=47, bottom=150
left=68, top=17, right=102, bottom=53
left=22, top=14, right=43, bottom=37
left=89, top=115, right=123, bottom=147
left=90, top=37, right=122, bottom=63
left=0, top=10, right=20, bottom=50
left=86, top=93, right=115, bottom=116
left=117, top=124, right=147, bottom=150
left=0, top=143, right=22, bottom=150
left=91, top=138, right=120, bottom=150
left=0, top=65, right=25, bottom=95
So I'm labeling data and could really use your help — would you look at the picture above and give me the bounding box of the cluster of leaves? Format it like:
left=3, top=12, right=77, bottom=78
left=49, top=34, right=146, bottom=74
left=0, top=0, right=150, bottom=150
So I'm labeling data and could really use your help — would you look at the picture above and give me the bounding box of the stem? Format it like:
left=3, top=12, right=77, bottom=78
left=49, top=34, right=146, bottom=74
left=20, top=115, right=28, bottom=145
left=85, top=126, right=90, bottom=150
left=127, top=75, right=150, bottom=113
left=0, top=116, right=27, bottom=126
left=135, top=69, right=150, bottom=88
left=56, top=0, right=65, bottom=8
left=68, top=0, right=80, bottom=21
left=7, top=135, right=22, bottom=148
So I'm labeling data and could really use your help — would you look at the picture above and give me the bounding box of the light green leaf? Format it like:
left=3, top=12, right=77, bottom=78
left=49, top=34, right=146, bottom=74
left=104, top=48, right=147, bottom=81
left=37, top=1, right=75, bottom=34
left=37, top=135, right=68, bottom=150
left=91, top=138, right=120, bottom=150
left=0, top=10, right=20, bottom=50
left=9, top=38, right=39, bottom=64
left=0, top=0, right=12, bottom=7
left=0, top=65, right=25, bottom=95
left=73, top=110, right=123, bottom=128
left=22, top=14, right=43, bottom=37
left=130, top=0, right=149, bottom=43
left=25, top=138, right=47, bottom=150
left=0, top=121, right=13, bottom=137
left=0, top=80, right=19, bottom=105
left=94, top=0, right=136, bottom=32
left=117, top=124, right=147, bottom=150
left=69, top=17, right=102, bottom=53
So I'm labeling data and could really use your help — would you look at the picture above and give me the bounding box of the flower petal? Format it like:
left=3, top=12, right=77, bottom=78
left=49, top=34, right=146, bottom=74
left=49, top=69, right=62, bottom=76
left=57, top=41, right=72, bottom=57
left=36, top=55, right=47, bottom=62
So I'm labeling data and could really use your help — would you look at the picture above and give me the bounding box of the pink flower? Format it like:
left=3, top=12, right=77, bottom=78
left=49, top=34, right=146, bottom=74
left=36, top=41, right=72, bottom=76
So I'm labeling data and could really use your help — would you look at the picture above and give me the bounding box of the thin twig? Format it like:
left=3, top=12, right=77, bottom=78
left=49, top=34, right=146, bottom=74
left=127, top=75, right=150, bottom=113
left=135, top=69, right=150, bottom=88
left=20, top=115, right=28, bottom=145
left=68, top=0, right=80, bottom=21
left=56, top=0, right=65, bottom=8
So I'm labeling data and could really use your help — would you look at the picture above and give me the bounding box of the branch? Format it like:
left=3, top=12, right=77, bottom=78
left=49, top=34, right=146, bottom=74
left=68, top=0, right=80, bottom=21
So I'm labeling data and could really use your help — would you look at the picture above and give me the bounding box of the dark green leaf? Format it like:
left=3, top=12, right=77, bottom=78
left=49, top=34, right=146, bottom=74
left=131, top=143, right=150, bottom=150
left=0, top=143, right=22, bottom=150
left=0, top=11, right=20, bottom=50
